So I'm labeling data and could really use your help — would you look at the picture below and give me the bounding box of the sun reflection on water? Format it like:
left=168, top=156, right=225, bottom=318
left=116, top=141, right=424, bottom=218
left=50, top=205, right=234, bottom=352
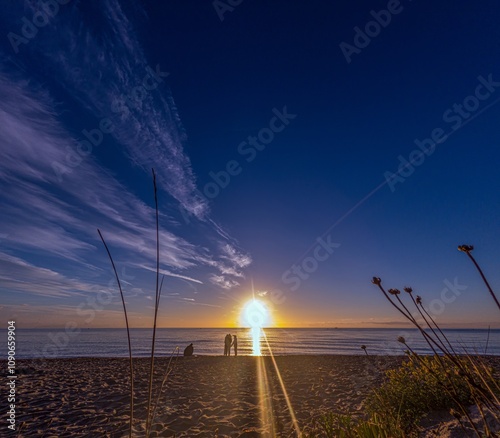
left=251, top=326, right=261, bottom=356
left=242, top=299, right=269, bottom=356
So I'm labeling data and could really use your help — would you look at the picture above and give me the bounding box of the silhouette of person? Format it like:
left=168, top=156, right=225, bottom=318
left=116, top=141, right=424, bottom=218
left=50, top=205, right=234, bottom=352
left=183, top=343, right=194, bottom=356
left=232, top=335, right=238, bottom=356
left=224, top=333, right=232, bottom=356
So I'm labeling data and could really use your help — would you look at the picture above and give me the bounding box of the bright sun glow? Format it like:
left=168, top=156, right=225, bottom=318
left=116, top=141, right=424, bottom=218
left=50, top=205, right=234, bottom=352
left=241, top=299, right=271, bottom=356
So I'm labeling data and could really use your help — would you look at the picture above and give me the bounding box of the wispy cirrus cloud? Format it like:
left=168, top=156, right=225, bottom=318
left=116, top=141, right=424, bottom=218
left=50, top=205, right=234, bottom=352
left=221, top=244, right=252, bottom=269
left=0, top=70, right=249, bottom=301
left=0, top=0, right=252, bottom=314
left=209, top=274, right=240, bottom=290
left=17, top=0, right=208, bottom=219
left=0, top=71, right=201, bottom=270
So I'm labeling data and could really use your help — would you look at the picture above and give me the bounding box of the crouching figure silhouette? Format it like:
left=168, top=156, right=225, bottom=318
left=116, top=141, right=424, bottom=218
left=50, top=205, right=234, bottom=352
left=184, top=343, right=194, bottom=356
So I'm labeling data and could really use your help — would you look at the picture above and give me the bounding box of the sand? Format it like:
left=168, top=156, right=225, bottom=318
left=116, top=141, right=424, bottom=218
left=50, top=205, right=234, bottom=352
left=2, top=355, right=499, bottom=437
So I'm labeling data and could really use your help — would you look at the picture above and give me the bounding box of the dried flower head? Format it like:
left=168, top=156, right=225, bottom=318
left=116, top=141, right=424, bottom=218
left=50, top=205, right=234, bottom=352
left=397, top=336, right=406, bottom=344
left=371, top=277, right=382, bottom=285
left=404, top=287, right=413, bottom=294
left=458, top=244, right=474, bottom=253
left=361, top=345, right=366, bottom=350
left=388, top=288, right=401, bottom=295
left=416, top=295, right=422, bottom=305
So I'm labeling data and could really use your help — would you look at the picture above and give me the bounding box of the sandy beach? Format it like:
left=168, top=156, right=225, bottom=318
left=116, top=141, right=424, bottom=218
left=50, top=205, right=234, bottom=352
left=4, top=355, right=500, bottom=437
left=4, top=355, right=404, bottom=437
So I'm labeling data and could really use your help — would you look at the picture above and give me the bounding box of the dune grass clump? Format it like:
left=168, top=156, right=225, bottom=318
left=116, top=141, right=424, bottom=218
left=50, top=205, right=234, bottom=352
left=303, top=412, right=405, bottom=438
left=306, top=355, right=498, bottom=436
left=303, top=354, right=497, bottom=437
left=364, top=354, right=480, bottom=434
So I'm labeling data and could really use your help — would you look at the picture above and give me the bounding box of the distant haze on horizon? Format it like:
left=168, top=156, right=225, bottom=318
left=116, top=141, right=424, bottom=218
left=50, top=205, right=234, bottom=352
left=1, top=1, right=499, bottom=331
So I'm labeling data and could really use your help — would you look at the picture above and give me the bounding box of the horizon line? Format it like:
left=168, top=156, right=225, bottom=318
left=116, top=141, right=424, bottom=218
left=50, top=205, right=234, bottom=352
left=9, top=326, right=500, bottom=330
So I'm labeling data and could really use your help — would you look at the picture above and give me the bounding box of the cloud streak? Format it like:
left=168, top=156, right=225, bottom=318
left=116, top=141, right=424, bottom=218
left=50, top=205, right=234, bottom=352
left=0, top=252, right=95, bottom=298
left=135, top=264, right=203, bottom=284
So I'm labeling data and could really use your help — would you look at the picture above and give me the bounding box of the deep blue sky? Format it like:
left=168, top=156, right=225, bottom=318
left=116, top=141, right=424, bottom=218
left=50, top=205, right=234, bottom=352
left=1, top=0, right=499, bottom=328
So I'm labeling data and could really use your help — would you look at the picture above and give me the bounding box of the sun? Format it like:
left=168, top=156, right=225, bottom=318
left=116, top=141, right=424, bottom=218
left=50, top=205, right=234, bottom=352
left=241, top=299, right=271, bottom=328
left=241, top=299, right=271, bottom=356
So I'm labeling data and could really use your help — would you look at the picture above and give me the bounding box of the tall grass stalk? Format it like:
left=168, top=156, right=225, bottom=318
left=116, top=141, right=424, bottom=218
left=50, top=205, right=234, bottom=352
left=372, top=281, right=442, bottom=357
left=415, top=295, right=457, bottom=355
left=458, top=244, right=500, bottom=311
left=146, top=168, right=161, bottom=437
left=98, top=229, right=134, bottom=438
left=485, top=325, right=491, bottom=354
left=150, top=347, right=180, bottom=429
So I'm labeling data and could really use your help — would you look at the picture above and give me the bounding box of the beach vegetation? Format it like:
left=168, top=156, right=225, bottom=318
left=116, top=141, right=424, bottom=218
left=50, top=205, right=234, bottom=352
left=366, top=244, right=500, bottom=437
left=303, top=412, right=405, bottom=438
left=310, top=245, right=500, bottom=436
left=365, top=354, right=482, bottom=433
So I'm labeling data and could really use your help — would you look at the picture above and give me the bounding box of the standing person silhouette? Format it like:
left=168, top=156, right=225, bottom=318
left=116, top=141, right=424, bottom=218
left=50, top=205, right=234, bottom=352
left=232, top=335, right=238, bottom=356
left=224, top=333, right=232, bottom=356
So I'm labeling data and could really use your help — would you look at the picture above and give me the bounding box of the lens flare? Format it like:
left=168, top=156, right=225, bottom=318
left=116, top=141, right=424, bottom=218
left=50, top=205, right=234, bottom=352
left=241, top=298, right=299, bottom=434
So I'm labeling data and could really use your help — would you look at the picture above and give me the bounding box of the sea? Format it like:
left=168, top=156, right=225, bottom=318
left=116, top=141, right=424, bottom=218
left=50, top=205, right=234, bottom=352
left=9, top=328, right=500, bottom=359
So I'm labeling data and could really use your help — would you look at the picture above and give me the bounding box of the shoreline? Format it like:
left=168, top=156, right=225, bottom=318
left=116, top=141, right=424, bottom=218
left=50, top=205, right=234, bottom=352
left=6, top=352, right=500, bottom=361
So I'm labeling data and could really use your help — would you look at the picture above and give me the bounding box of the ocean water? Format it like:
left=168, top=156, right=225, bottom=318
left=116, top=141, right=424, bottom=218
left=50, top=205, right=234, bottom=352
left=9, top=328, right=500, bottom=359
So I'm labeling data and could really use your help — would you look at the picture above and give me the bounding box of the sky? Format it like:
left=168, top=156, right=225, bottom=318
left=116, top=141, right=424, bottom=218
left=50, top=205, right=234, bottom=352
left=1, top=0, right=499, bottom=329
